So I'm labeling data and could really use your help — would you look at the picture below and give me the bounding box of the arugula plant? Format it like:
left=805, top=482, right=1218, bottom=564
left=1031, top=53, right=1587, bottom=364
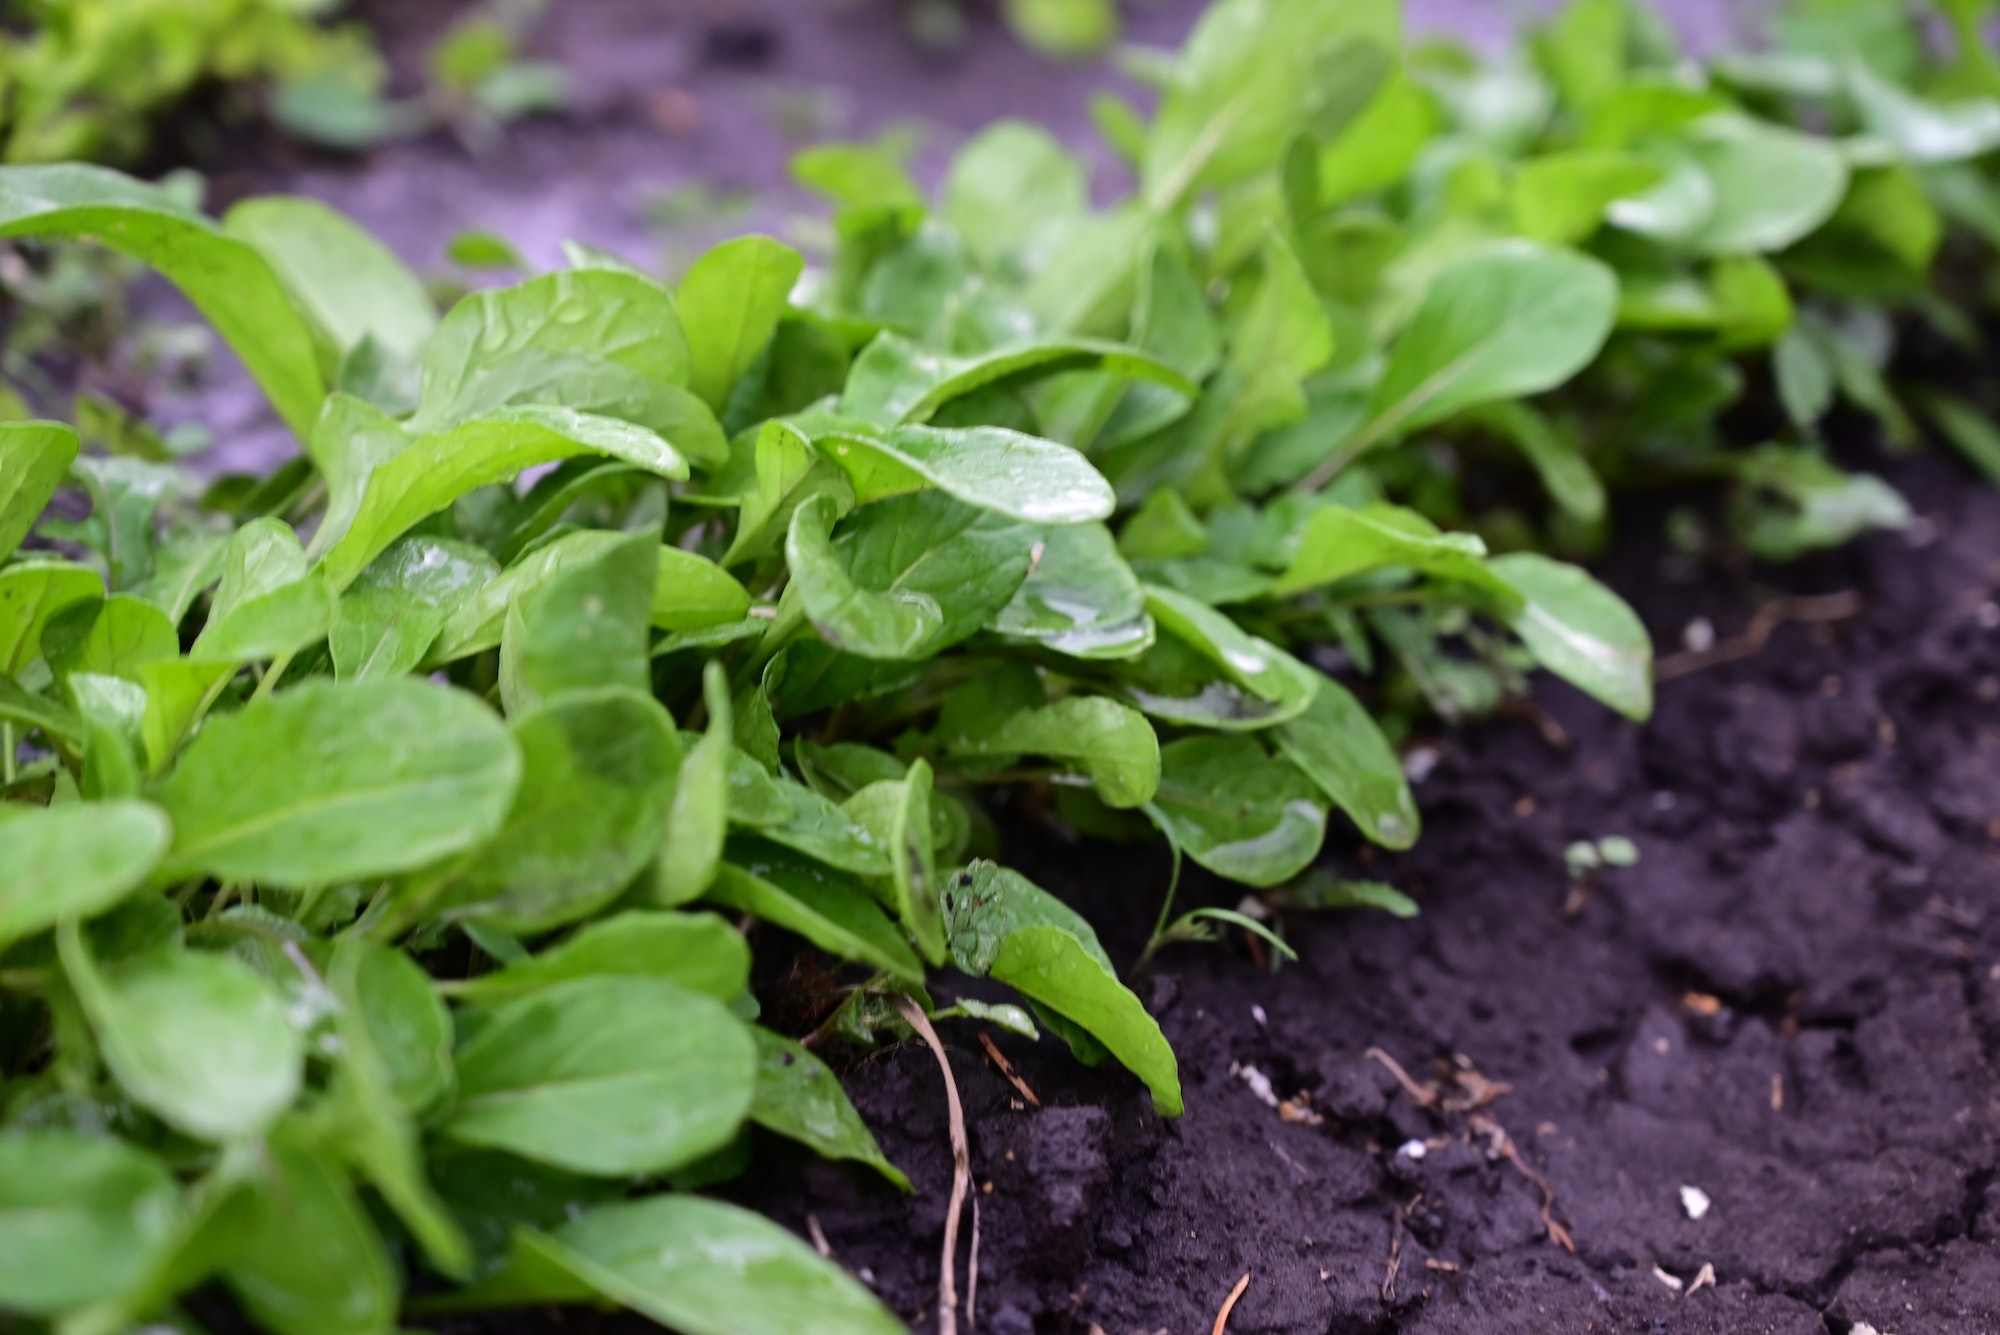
left=3, top=0, right=1995, bottom=1328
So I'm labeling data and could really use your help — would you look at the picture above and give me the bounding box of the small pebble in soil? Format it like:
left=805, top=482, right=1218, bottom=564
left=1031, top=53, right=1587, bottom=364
left=1397, top=1138, right=1427, bottom=1161
left=1680, top=1184, right=1712, bottom=1219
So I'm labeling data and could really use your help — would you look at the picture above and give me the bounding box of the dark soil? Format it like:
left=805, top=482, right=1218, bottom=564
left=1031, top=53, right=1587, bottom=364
left=721, top=440, right=2000, bottom=1335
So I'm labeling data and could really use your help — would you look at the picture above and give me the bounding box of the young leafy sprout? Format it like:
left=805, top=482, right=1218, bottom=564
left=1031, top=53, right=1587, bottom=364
left=2, top=0, right=1997, bottom=1329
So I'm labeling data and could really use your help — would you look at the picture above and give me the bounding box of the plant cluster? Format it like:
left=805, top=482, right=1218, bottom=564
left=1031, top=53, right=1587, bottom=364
left=1, top=0, right=1997, bottom=1331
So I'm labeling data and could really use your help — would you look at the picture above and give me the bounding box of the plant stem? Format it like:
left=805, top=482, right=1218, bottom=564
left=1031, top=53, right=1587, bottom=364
left=249, top=651, right=296, bottom=704
left=1, top=722, right=14, bottom=785
left=1132, top=803, right=1185, bottom=978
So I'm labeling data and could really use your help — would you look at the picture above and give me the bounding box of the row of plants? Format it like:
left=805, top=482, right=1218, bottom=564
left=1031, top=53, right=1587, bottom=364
left=0, top=0, right=563, bottom=165
left=2, top=0, right=1997, bottom=1330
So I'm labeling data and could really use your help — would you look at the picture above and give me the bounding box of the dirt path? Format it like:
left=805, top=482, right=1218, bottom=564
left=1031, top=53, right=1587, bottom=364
left=720, top=446, right=2000, bottom=1334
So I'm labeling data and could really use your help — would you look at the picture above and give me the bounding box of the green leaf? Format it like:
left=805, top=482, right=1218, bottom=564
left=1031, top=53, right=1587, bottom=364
left=1316, top=68, right=1437, bottom=205
left=224, top=196, right=437, bottom=392
left=1728, top=446, right=1910, bottom=564
left=1489, top=552, right=1653, bottom=720
left=941, top=862, right=1178, bottom=1112
left=1150, top=736, right=1327, bottom=887
left=0, top=421, right=78, bottom=563
left=787, top=491, right=1040, bottom=660
left=0, top=561, right=102, bottom=675
left=42, top=595, right=178, bottom=682
left=732, top=775, right=893, bottom=876
left=943, top=121, right=1088, bottom=271
left=312, top=399, right=688, bottom=592
left=450, top=911, right=751, bottom=1006
left=221, top=1128, right=398, bottom=1335
left=1924, top=392, right=2000, bottom=488
left=1677, top=115, right=1850, bottom=255
left=883, top=758, right=947, bottom=963
left=72, top=673, right=146, bottom=800
left=1359, top=241, right=1619, bottom=452
left=990, top=521, right=1153, bottom=659
left=0, top=165, right=325, bottom=436
left=436, top=688, right=681, bottom=934
left=709, top=843, right=924, bottom=985
left=59, top=925, right=304, bottom=1142
left=0, top=1131, right=180, bottom=1316
left=1274, top=670, right=1418, bottom=849
left=1473, top=401, right=1606, bottom=522
left=1133, top=584, right=1319, bottom=728
left=0, top=799, right=170, bottom=953
left=840, top=333, right=1195, bottom=429
left=1269, top=503, right=1512, bottom=600
left=942, top=695, right=1161, bottom=809
left=410, top=268, right=692, bottom=434
left=331, top=537, right=499, bottom=681
left=1222, top=231, right=1337, bottom=446
left=1285, top=874, right=1419, bottom=916
left=658, top=662, right=734, bottom=906
left=0, top=673, right=82, bottom=742
left=189, top=518, right=334, bottom=663
left=750, top=1029, right=910, bottom=1189
left=497, top=1196, right=907, bottom=1335
left=1844, top=59, right=2000, bottom=163
left=814, top=421, right=1118, bottom=524
left=1512, top=149, right=1665, bottom=244
left=446, top=977, right=757, bottom=1177
left=725, top=420, right=857, bottom=567
left=678, top=236, right=804, bottom=411
left=151, top=678, right=521, bottom=887
left=499, top=533, right=655, bottom=717
left=323, top=939, right=471, bottom=1280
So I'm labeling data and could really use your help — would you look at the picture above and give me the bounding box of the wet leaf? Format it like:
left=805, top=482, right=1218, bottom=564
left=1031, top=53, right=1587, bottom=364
left=1490, top=552, right=1653, bottom=720
left=1274, top=670, right=1418, bottom=849
left=678, top=236, right=804, bottom=411
left=709, top=842, right=924, bottom=985
left=1149, top=735, right=1327, bottom=887
left=331, top=537, right=499, bottom=681
left=0, top=799, right=170, bottom=952
left=0, top=421, right=78, bottom=563
left=749, top=1029, right=910, bottom=1189
left=0, top=1131, right=180, bottom=1315
left=450, top=911, right=751, bottom=1006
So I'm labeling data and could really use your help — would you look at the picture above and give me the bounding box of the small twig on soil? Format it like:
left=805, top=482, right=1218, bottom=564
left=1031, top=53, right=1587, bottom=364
left=895, top=995, right=971, bottom=1335
left=1365, top=1047, right=1439, bottom=1109
left=1655, top=591, right=1864, bottom=681
left=976, top=1031, right=1041, bottom=1107
left=1211, top=1272, right=1251, bottom=1335
left=805, top=1214, right=833, bottom=1260
left=1381, top=1212, right=1404, bottom=1303
left=1471, top=1113, right=1575, bottom=1253
left=967, top=1197, right=981, bottom=1330
left=1686, top=1262, right=1716, bottom=1296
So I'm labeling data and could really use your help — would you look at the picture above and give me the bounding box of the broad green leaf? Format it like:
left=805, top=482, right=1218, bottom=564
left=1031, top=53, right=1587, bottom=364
left=658, top=663, right=734, bottom=906
left=1134, top=584, right=1319, bottom=727
left=1317, top=68, right=1437, bottom=204
left=446, top=977, right=757, bottom=1177
left=792, top=142, right=925, bottom=210
left=1222, top=231, right=1336, bottom=448
left=410, top=268, right=692, bottom=434
left=59, top=925, right=304, bottom=1142
left=189, top=519, right=334, bottom=663
left=1490, top=552, right=1653, bottom=720
left=1141, top=0, right=1401, bottom=208
left=678, top=236, right=804, bottom=411
left=313, top=401, right=688, bottom=591
left=324, top=940, right=470, bottom=1280
left=495, top=1196, right=907, bottom=1335
left=750, top=1029, right=910, bottom=1189
left=709, top=844, right=924, bottom=985
left=331, top=537, right=498, bottom=681
left=72, top=673, right=147, bottom=800
left=1729, top=446, right=1910, bottom=564
left=130, top=525, right=231, bottom=625
left=0, top=561, right=102, bottom=675
left=1274, top=671, right=1418, bottom=849
left=1150, top=735, right=1327, bottom=887
left=1358, top=241, right=1618, bottom=453
left=786, top=491, right=1040, bottom=661
left=499, top=533, right=654, bottom=717
left=1269, top=503, right=1514, bottom=601
left=42, top=595, right=177, bottom=682
left=814, top=421, right=1118, bottom=523
left=1845, top=59, right=2000, bottom=163
left=450, top=911, right=751, bottom=1006
left=0, top=421, right=77, bottom=563
left=942, top=696, right=1161, bottom=809
left=222, top=1129, right=397, bottom=1335
left=0, top=799, right=169, bottom=952
left=731, top=775, right=892, bottom=876
left=990, top=521, right=1153, bottom=659
left=839, top=333, right=1195, bottom=429
left=886, top=759, right=946, bottom=963
left=1678, top=115, right=1850, bottom=255
left=1286, top=875, right=1420, bottom=916
left=1473, top=401, right=1606, bottom=522
left=1533, top=0, right=1628, bottom=115
left=152, top=678, right=521, bottom=886
left=436, top=688, right=681, bottom=934
left=1512, top=150, right=1665, bottom=244
left=69, top=456, right=181, bottom=591
left=0, top=165, right=324, bottom=436
left=943, top=862, right=1181, bottom=1115
left=724, top=419, right=857, bottom=567
left=225, top=196, right=437, bottom=387
left=943, top=121, right=1088, bottom=271
left=0, top=1132, right=180, bottom=1315
left=133, top=657, right=232, bottom=774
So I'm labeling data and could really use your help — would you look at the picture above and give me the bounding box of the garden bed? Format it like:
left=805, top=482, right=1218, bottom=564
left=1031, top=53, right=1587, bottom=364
left=724, top=444, right=2000, bottom=1333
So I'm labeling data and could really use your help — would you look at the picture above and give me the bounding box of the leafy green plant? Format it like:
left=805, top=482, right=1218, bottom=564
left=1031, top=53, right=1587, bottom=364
left=2, top=0, right=1998, bottom=1328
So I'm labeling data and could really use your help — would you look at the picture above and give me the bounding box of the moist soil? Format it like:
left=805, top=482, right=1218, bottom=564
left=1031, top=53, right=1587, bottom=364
left=711, top=443, right=2000, bottom=1335
left=149, top=3, right=1997, bottom=1331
